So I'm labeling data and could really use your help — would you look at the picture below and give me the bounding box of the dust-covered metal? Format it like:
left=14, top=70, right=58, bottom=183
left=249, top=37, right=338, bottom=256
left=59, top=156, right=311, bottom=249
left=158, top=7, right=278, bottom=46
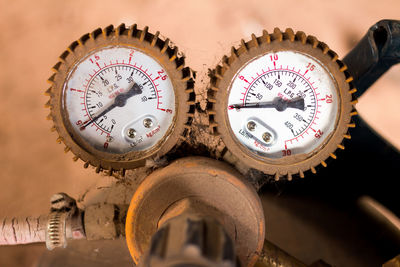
left=141, top=215, right=236, bottom=267
left=208, top=28, right=357, bottom=180
left=45, top=24, right=195, bottom=176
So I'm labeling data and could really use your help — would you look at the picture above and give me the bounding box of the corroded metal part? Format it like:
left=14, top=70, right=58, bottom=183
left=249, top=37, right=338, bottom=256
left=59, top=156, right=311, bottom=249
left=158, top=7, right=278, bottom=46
left=46, top=24, right=195, bottom=175
left=125, top=157, right=265, bottom=267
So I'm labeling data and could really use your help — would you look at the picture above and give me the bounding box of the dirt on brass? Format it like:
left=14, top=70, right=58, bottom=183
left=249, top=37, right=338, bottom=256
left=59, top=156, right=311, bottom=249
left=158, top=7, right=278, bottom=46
left=0, top=0, right=399, bottom=266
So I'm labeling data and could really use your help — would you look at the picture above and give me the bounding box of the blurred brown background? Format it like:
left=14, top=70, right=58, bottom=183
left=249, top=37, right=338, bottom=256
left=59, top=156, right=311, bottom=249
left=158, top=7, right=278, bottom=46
left=0, top=0, right=399, bottom=266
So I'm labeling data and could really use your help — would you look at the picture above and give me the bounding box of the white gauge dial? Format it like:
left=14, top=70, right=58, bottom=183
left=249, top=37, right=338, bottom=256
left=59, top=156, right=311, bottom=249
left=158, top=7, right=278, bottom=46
left=64, top=46, right=175, bottom=154
left=227, top=51, right=339, bottom=159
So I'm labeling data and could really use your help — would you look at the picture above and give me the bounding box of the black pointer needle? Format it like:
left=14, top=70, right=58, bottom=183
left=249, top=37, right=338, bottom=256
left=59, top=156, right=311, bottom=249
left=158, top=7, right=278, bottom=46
left=230, top=97, right=305, bottom=112
left=80, top=82, right=143, bottom=130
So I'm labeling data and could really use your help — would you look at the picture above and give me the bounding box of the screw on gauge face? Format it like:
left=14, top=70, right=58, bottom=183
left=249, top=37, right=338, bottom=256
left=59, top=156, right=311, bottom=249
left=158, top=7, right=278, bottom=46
left=106, top=136, right=114, bottom=142
left=128, top=128, right=136, bottom=138
left=247, top=121, right=256, bottom=131
left=262, top=132, right=272, bottom=144
left=143, top=118, right=153, bottom=128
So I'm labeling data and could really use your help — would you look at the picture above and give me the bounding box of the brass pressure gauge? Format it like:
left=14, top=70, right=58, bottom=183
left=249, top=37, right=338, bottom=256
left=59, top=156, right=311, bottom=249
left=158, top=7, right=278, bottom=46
left=208, top=28, right=357, bottom=180
left=45, top=24, right=195, bottom=175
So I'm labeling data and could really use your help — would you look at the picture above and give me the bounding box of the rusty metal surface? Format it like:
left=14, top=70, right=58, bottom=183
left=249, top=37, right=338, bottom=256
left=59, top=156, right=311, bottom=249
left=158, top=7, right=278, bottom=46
left=125, top=157, right=265, bottom=267
left=255, top=239, right=307, bottom=267
left=141, top=215, right=236, bottom=267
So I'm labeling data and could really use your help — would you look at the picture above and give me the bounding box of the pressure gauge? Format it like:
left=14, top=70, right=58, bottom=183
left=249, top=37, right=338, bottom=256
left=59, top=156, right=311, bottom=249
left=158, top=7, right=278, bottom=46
left=209, top=28, right=357, bottom=180
left=46, top=24, right=195, bottom=174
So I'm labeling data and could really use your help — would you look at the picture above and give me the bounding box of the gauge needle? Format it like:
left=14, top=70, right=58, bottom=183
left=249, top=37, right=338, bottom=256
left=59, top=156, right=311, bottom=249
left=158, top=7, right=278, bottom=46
left=80, top=82, right=143, bottom=130
left=230, top=97, right=305, bottom=111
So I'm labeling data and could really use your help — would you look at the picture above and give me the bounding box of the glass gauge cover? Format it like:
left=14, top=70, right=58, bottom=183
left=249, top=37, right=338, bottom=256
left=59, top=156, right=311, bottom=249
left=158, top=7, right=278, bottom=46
left=227, top=51, right=338, bottom=158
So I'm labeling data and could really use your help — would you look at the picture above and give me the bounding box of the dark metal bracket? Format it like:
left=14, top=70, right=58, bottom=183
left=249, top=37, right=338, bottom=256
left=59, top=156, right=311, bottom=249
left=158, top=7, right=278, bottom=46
left=343, top=19, right=400, bottom=97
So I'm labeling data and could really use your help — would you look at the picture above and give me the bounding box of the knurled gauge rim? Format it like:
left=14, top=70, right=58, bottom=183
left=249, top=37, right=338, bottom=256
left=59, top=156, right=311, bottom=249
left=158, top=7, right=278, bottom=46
left=208, top=28, right=358, bottom=180
left=45, top=24, right=195, bottom=175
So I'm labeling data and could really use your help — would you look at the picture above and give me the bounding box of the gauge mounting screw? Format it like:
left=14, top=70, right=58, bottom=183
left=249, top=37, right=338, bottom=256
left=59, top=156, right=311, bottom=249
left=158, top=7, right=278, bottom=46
left=262, top=132, right=272, bottom=144
left=143, top=118, right=153, bottom=128
left=247, top=121, right=256, bottom=131
left=127, top=128, right=136, bottom=139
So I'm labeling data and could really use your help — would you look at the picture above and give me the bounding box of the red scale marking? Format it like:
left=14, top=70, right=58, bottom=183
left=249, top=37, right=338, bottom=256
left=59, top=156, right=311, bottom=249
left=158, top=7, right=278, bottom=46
left=239, top=66, right=323, bottom=147
left=80, top=60, right=171, bottom=136
left=96, top=62, right=101, bottom=68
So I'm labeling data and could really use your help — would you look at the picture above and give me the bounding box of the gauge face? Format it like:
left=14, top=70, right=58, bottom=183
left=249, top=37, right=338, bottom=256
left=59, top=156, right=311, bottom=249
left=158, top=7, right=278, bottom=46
left=227, top=51, right=339, bottom=159
left=64, top=46, right=175, bottom=154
